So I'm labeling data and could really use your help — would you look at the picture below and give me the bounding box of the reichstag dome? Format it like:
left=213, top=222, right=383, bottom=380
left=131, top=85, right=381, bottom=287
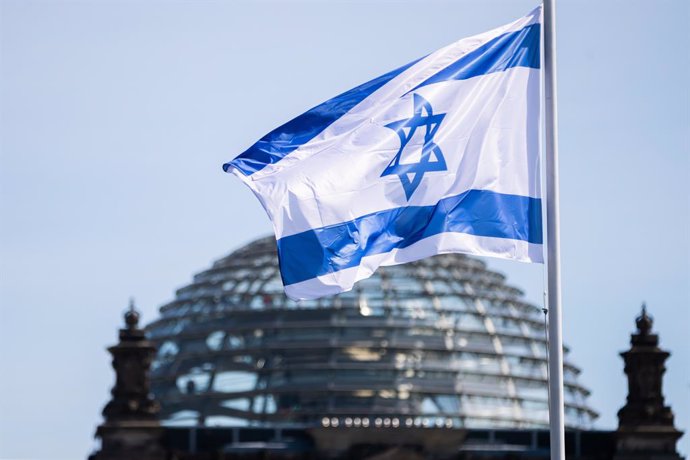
left=146, top=236, right=598, bottom=431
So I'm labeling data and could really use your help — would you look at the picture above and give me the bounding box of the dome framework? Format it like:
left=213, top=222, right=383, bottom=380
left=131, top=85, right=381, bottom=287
left=146, top=236, right=597, bottom=430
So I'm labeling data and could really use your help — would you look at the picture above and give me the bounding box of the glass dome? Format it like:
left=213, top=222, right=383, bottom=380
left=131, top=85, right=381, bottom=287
left=146, top=236, right=597, bottom=429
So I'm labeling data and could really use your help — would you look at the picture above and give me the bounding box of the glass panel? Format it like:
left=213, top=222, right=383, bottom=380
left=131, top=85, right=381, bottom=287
left=163, top=410, right=199, bottom=426
left=205, top=416, right=249, bottom=427
left=221, top=398, right=250, bottom=411
left=213, top=371, right=258, bottom=393
left=176, top=371, right=211, bottom=393
left=158, top=340, right=179, bottom=358
left=514, top=381, right=547, bottom=400
left=435, top=395, right=461, bottom=413
left=421, top=397, right=439, bottom=414
left=206, top=331, right=225, bottom=351
left=227, top=335, right=244, bottom=349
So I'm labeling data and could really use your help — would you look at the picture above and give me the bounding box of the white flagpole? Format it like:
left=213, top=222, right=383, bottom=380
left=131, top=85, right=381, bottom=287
left=543, top=0, right=566, bottom=460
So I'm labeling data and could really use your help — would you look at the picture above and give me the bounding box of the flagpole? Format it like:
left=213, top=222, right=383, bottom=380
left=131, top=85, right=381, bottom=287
left=543, top=0, right=566, bottom=459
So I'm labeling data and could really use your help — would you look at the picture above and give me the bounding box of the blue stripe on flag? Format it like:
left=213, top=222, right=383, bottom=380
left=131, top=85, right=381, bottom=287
left=277, top=189, right=542, bottom=286
left=225, top=58, right=421, bottom=177
left=410, top=24, right=540, bottom=92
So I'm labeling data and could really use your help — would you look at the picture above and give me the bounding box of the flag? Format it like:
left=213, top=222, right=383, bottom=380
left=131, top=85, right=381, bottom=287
left=224, top=6, right=543, bottom=300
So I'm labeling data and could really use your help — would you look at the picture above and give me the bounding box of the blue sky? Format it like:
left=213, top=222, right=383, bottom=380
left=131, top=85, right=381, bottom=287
left=0, top=0, right=688, bottom=458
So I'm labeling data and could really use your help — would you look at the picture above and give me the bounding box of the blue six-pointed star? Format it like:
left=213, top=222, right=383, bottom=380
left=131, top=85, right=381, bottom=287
left=381, top=93, right=447, bottom=200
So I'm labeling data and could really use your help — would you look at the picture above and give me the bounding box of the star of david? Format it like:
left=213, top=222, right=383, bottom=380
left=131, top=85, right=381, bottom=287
left=381, top=93, right=447, bottom=200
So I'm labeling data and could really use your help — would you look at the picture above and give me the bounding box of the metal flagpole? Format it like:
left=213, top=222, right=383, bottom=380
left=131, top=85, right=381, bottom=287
left=543, top=0, right=566, bottom=460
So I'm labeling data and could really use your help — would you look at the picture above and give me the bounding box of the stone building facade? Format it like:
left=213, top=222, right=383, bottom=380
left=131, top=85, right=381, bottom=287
left=90, top=304, right=683, bottom=460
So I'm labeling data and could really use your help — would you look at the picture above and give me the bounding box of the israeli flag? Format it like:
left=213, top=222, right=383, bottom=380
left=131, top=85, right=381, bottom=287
left=224, top=7, right=543, bottom=300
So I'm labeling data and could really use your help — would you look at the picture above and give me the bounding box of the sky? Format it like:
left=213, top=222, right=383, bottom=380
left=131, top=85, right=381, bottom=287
left=0, top=0, right=688, bottom=458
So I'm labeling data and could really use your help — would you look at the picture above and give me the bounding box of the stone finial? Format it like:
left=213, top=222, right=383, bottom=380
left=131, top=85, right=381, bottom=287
left=124, top=297, right=140, bottom=330
left=90, top=300, right=165, bottom=460
left=614, top=303, right=683, bottom=460
left=635, top=302, right=653, bottom=336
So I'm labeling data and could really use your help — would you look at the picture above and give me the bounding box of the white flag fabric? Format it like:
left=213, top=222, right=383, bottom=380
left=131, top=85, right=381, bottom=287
left=224, top=6, right=543, bottom=300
